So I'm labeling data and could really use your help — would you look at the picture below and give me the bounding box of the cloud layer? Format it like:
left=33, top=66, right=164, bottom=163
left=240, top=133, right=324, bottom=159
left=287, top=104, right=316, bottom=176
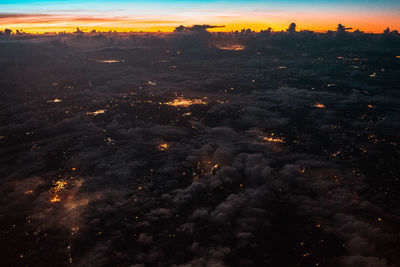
left=0, top=32, right=400, bottom=266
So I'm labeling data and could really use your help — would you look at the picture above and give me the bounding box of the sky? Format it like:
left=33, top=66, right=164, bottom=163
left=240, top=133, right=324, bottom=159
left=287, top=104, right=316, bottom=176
left=0, top=0, right=400, bottom=33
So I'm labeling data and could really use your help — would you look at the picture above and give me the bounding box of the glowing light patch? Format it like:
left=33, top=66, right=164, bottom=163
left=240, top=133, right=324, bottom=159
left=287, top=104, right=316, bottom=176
left=86, top=109, right=106, bottom=116
left=164, top=97, right=207, bottom=107
left=49, top=180, right=67, bottom=203
left=158, top=143, right=169, bottom=151
left=95, top=59, right=124, bottom=63
left=263, top=136, right=285, bottom=143
left=211, top=163, right=219, bottom=174
left=71, top=226, right=80, bottom=235
left=313, top=102, right=325, bottom=108
left=216, top=44, right=245, bottom=51
left=47, top=99, right=62, bottom=103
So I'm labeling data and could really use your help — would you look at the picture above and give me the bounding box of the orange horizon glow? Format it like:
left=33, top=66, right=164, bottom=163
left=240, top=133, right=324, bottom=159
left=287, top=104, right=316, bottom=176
left=1, top=12, right=399, bottom=34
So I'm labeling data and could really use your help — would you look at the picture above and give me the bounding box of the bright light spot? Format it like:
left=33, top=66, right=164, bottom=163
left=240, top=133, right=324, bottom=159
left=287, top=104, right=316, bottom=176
left=95, top=59, right=124, bottom=63
left=47, top=99, right=62, bottom=103
left=71, top=226, right=80, bottom=234
left=313, top=102, right=325, bottom=108
left=262, top=133, right=285, bottom=143
left=50, top=195, right=61, bottom=202
left=263, top=136, right=285, bottom=143
left=86, top=109, right=106, bottom=116
left=49, top=180, right=67, bottom=203
left=211, top=164, right=219, bottom=173
left=164, top=97, right=207, bottom=107
left=216, top=44, right=245, bottom=51
left=158, top=143, right=169, bottom=151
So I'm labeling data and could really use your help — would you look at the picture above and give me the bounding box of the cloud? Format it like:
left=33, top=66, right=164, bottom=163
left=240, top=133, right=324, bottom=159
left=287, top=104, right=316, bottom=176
left=0, top=31, right=399, bottom=266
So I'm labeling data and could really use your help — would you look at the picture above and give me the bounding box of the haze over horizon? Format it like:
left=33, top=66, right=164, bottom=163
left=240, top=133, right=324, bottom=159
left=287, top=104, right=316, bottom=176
left=1, top=0, right=400, bottom=33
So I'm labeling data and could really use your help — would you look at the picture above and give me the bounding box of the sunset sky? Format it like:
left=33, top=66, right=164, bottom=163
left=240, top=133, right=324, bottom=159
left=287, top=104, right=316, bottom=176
left=1, top=0, right=399, bottom=33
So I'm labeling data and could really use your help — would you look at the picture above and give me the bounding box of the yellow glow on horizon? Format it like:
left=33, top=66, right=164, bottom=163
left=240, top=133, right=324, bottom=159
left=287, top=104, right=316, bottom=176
left=2, top=23, right=397, bottom=34
left=2, top=14, right=399, bottom=34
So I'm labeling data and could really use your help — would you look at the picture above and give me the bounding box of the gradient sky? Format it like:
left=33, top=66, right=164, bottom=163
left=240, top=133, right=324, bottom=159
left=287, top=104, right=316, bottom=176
left=1, top=0, right=399, bottom=33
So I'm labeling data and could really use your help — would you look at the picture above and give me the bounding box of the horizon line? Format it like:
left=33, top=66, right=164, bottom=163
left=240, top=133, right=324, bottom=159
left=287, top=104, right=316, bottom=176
left=2, top=25, right=398, bottom=35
